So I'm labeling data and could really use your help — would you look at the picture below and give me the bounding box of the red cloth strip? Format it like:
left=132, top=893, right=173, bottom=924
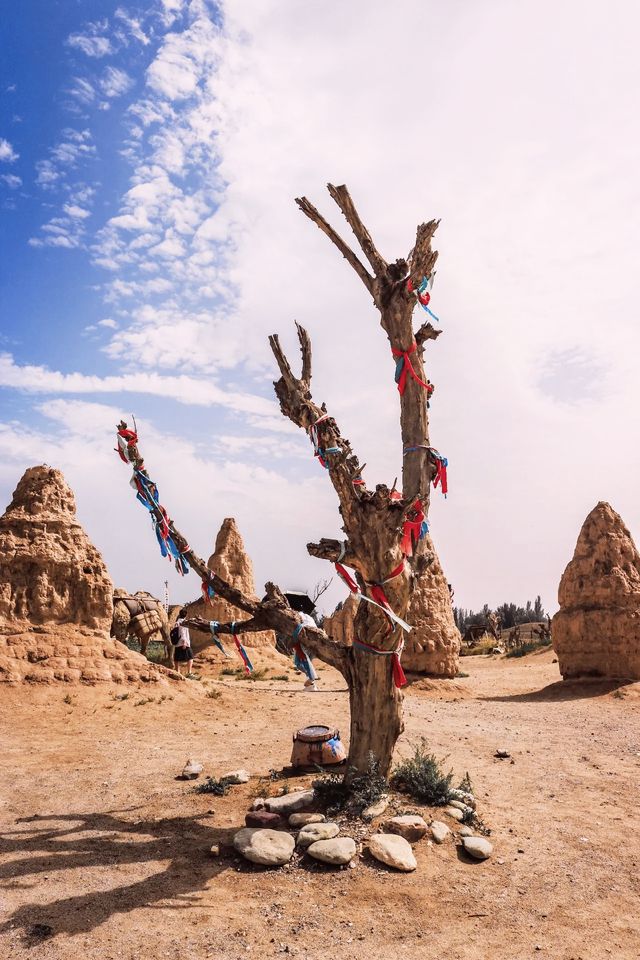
left=335, top=562, right=358, bottom=594
left=401, top=499, right=425, bottom=557
left=391, top=340, right=432, bottom=396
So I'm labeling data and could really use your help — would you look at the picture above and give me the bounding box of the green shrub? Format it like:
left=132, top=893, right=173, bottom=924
left=313, top=753, right=387, bottom=816
left=195, top=776, right=234, bottom=796
left=391, top=740, right=453, bottom=806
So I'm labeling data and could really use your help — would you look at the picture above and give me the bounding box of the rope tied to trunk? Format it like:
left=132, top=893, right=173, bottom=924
left=407, top=275, right=440, bottom=323
left=292, top=622, right=318, bottom=682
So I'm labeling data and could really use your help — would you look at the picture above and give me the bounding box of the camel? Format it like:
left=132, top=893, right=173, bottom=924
left=111, top=590, right=172, bottom=664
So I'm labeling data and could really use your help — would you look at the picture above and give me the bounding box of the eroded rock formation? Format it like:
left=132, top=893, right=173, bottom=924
left=552, top=502, right=640, bottom=681
left=323, top=537, right=460, bottom=677
left=402, top=537, right=461, bottom=676
left=0, top=466, right=171, bottom=683
left=181, top=517, right=275, bottom=653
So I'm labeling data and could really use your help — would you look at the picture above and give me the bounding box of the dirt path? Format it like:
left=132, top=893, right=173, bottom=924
left=1, top=649, right=639, bottom=960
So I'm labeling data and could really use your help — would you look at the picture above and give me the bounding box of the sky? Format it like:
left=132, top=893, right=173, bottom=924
left=1, top=0, right=640, bottom=617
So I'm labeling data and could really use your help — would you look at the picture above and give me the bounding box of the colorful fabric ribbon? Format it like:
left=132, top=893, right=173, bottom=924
left=116, top=427, right=138, bottom=464
left=391, top=340, right=433, bottom=397
left=230, top=621, right=253, bottom=673
left=400, top=499, right=429, bottom=556
left=352, top=636, right=407, bottom=688
left=292, top=623, right=318, bottom=682
left=201, top=576, right=216, bottom=602
left=407, top=276, right=440, bottom=323
left=308, top=413, right=341, bottom=469
left=334, top=544, right=412, bottom=634
left=428, top=448, right=448, bottom=497
left=209, top=621, right=232, bottom=658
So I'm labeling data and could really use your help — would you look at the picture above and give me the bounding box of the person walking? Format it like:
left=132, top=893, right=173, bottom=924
left=174, top=607, right=195, bottom=677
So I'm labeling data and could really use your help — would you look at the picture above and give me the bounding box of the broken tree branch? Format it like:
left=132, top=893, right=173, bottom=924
left=295, top=195, right=374, bottom=295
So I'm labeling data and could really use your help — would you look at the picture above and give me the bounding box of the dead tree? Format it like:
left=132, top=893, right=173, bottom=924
left=116, top=184, right=444, bottom=782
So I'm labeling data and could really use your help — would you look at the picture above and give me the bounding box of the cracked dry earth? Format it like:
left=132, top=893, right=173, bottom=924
left=1, top=648, right=639, bottom=960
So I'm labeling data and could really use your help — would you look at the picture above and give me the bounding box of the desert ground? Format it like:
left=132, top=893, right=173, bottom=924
left=1, top=648, right=639, bottom=960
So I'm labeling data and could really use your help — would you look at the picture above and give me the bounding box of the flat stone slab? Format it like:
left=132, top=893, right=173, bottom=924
left=383, top=815, right=428, bottom=842
left=289, top=812, right=325, bottom=827
left=306, top=837, right=356, bottom=865
left=233, top=828, right=295, bottom=866
left=264, top=790, right=314, bottom=815
left=463, top=836, right=493, bottom=860
left=245, top=810, right=285, bottom=829
left=297, top=822, right=340, bottom=847
left=368, top=833, right=417, bottom=872
left=224, top=769, right=250, bottom=784
left=429, top=820, right=450, bottom=844
left=362, top=797, right=389, bottom=821
left=444, top=805, right=464, bottom=822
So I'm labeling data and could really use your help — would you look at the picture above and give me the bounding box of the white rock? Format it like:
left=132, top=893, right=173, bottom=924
left=369, top=833, right=417, bottom=872
left=449, top=788, right=476, bottom=809
left=448, top=799, right=474, bottom=817
left=264, top=790, right=315, bottom=815
left=382, top=815, right=428, bottom=842
left=289, top=812, right=325, bottom=827
left=429, top=820, right=450, bottom=844
left=233, top=828, right=295, bottom=866
left=209, top=843, right=220, bottom=857
left=444, top=805, right=464, bottom=822
left=181, top=759, right=203, bottom=779
left=297, top=822, right=340, bottom=847
left=458, top=825, right=474, bottom=837
left=362, top=797, right=389, bottom=820
left=462, top=836, right=493, bottom=860
left=307, top=837, right=356, bottom=865
left=251, top=797, right=266, bottom=810
left=224, top=769, right=250, bottom=784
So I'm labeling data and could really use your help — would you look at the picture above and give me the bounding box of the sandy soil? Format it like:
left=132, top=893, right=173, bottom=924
left=1, top=648, right=640, bottom=960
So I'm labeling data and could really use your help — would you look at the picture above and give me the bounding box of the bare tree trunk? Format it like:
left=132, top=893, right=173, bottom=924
left=116, top=183, right=445, bottom=788
left=346, top=649, right=404, bottom=778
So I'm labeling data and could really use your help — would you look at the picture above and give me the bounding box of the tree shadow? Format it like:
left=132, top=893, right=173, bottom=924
left=0, top=806, right=255, bottom=941
left=480, top=678, right=632, bottom=703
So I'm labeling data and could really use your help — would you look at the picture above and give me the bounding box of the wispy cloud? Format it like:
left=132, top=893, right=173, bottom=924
left=100, top=66, right=134, bottom=99
left=35, top=129, right=96, bottom=188
left=67, top=20, right=113, bottom=59
left=0, top=352, right=276, bottom=417
left=0, top=173, right=21, bottom=189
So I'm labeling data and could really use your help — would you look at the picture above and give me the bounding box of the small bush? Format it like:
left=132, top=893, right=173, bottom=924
left=206, top=688, right=222, bottom=700
left=195, top=776, right=234, bottom=796
left=458, top=771, right=474, bottom=794
left=391, top=740, right=453, bottom=806
left=63, top=694, right=73, bottom=705
left=505, top=638, right=551, bottom=658
left=313, top=753, right=387, bottom=816
left=112, top=692, right=130, bottom=701
left=220, top=667, right=236, bottom=676
left=272, top=674, right=290, bottom=681
left=236, top=668, right=269, bottom=682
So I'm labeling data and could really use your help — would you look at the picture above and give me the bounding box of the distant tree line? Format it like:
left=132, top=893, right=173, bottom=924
left=454, top=596, right=546, bottom=633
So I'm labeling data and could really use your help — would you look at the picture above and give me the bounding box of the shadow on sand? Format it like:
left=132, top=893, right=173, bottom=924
left=0, top=806, right=275, bottom=942
left=480, top=677, right=632, bottom=703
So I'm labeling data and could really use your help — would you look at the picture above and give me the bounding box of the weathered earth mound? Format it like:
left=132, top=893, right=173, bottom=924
left=179, top=517, right=276, bottom=655
left=323, top=537, right=460, bottom=677
left=552, top=501, right=640, bottom=681
left=0, top=465, right=174, bottom=684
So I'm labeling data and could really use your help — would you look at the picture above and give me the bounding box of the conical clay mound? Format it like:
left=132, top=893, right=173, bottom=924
left=0, top=466, right=174, bottom=684
left=552, top=502, right=640, bottom=680
left=182, top=518, right=275, bottom=653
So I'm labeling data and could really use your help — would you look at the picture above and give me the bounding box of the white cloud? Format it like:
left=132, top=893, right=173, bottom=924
left=115, top=8, right=150, bottom=46
left=67, top=21, right=112, bottom=58
left=100, top=66, right=134, bottom=99
left=35, top=129, right=96, bottom=189
left=63, top=203, right=91, bottom=219
left=98, top=318, right=118, bottom=329
left=0, top=138, right=18, bottom=162
left=68, top=77, right=96, bottom=104
left=1, top=173, right=21, bottom=189
left=0, top=351, right=276, bottom=417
